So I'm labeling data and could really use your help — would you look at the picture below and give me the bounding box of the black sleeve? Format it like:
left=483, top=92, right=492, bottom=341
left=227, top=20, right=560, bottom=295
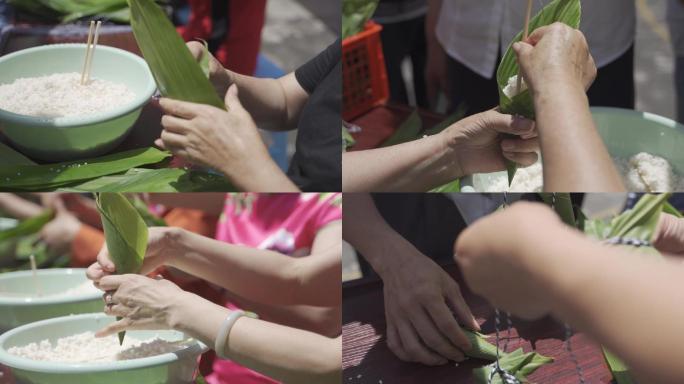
left=295, top=39, right=341, bottom=94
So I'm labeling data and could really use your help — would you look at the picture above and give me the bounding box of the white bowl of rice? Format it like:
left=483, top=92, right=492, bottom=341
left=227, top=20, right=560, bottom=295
left=0, top=313, right=208, bottom=384
left=0, top=44, right=156, bottom=162
left=0, top=268, right=102, bottom=332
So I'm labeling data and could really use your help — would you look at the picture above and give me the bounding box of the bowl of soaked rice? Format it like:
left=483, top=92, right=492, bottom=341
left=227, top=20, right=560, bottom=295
left=0, top=313, right=207, bottom=384
left=0, top=269, right=102, bottom=332
left=0, top=44, right=156, bottom=162
left=461, top=107, right=684, bottom=192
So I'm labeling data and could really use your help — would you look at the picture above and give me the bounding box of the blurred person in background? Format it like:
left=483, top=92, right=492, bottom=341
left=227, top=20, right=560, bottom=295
left=669, top=0, right=684, bottom=123
left=374, top=0, right=429, bottom=108
left=426, top=0, right=636, bottom=116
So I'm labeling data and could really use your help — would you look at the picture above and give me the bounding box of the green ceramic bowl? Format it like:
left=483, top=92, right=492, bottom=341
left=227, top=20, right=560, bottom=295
left=0, top=44, right=156, bottom=162
left=462, top=107, right=684, bottom=191
left=0, top=313, right=208, bottom=384
left=0, top=269, right=102, bottom=332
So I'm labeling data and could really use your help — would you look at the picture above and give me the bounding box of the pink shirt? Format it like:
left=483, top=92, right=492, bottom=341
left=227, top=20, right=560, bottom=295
left=208, top=193, right=342, bottom=384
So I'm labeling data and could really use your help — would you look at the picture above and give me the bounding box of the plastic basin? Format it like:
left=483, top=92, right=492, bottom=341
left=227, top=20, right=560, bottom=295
left=0, top=44, right=156, bottom=162
left=462, top=107, right=684, bottom=191
left=0, top=269, right=102, bottom=332
left=0, top=313, right=207, bottom=384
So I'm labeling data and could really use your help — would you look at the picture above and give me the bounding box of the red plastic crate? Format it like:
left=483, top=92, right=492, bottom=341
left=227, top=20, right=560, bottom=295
left=342, top=21, right=389, bottom=121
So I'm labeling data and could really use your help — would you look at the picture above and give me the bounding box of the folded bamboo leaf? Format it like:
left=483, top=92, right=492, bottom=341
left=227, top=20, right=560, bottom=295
left=473, top=348, right=553, bottom=384
left=608, top=193, right=670, bottom=240
left=0, top=142, right=36, bottom=166
left=381, top=110, right=422, bottom=147
left=0, top=210, right=53, bottom=242
left=0, top=148, right=171, bottom=191
left=60, top=167, right=235, bottom=192
left=96, top=192, right=148, bottom=344
left=463, top=328, right=500, bottom=361
left=128, top=0, right=225, bottom=109
left=342, top=0, right=379, bottom=39
left=496, top=0, right=582, bottom=183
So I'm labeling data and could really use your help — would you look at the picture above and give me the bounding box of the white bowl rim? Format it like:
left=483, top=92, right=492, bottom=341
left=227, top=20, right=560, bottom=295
left=0, top=268, right=101, bottom=305
left=0, top=44, right=157, bottom=127
left=0, top=313, right=209, bottom=373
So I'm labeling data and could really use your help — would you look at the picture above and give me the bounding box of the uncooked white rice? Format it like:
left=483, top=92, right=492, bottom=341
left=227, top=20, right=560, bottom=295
left=8, top=332, right=187, bottom=363
left=0, top=73, right=135, bottom=119
left=481, top=152, right=681, bottom=192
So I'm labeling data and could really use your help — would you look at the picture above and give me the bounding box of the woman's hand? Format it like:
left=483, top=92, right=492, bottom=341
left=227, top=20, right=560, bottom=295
left=157, top=85, right=297, bottom=191
left=513, top=22, right=597, bottom=94
left=96, top=274, right=189, bottom=336
left=186, top=41, right=234, bottom=98
left=86, top=227, right=180, bottom=284
left=454, top=202, right=563, bottom=320
left=440, top=109, right=539, bottom=177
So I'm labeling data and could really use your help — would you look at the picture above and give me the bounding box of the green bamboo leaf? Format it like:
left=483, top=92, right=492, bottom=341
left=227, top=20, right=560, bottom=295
left=0, top=148, right=171, bottom=191
left=197, top=39, right=211, bottom=79
left=128, top=0, right=225, bottom=109
left=603, top=348, right=636, bottom=384
left=663, top=201, right=683, bottom=218
left=609, top=193, right=670, bottom=240
left=0, top=210, right=53, bottom=242
left=381, top=110, right=422, bottom=147
left=60, top=168, right=235, bottom=192
left=342, top=0, right=379, bottom=39
left=96, top=192, right=148, bottom=344
left=430, top=179, right=460, bottom=193
left=342, top=126, right=356, bottom=152
left=497, top=0, right=582, bottom=183
left=463, top=329, right=500, bottom=361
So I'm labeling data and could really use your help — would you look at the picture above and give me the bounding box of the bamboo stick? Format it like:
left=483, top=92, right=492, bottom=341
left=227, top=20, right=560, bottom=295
left=84, top=21, right=102, bottom=84
left=30, top=254, right=41, bottom=296
left=80, top=21, right=95, bottom=85
left=516, top=0, right=534, bottom=92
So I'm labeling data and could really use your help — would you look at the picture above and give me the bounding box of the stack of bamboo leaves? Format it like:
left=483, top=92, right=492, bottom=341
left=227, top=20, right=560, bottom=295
left=7, top=0, right=153, bottom=24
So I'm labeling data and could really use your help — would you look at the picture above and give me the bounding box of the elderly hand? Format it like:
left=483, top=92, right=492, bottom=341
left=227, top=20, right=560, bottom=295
left=454, top=202, right=563, bottom=320
left=513, top=22, right=597, bottom=94
left=377, top=241, right=479, bottom=366
left=86, top=227, right=180, bottom=285
left=440, top=109, right=539, bottom=177
left=186, top=41, right=234, bottom=98
left=96, top=274, right=189, bottom=336
left=156, top=85, right=291, bottom=191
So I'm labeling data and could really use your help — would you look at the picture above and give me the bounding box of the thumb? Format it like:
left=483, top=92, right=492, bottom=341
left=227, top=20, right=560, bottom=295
left=224, top=84, right=243, bottom=110
left=512, top=41, right=534, bottom=61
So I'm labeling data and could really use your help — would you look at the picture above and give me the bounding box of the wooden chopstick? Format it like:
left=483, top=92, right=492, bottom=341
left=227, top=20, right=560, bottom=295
left=80, top=21, right=95, bottom=85
left=84, top=20, right=102, bottom=85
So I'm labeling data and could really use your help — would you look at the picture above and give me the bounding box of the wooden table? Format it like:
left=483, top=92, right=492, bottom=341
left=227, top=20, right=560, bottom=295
left=342, top=264, right=614, bottom=383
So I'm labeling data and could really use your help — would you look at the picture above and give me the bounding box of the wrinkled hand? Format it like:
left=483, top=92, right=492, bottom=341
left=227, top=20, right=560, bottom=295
left=441, top=109, right=539, bottom=177
left=96, top=274, right=188, bottom=336
left=454, top=202, right=561, bottom=320
left=381, top=245, right=479, bottom=366
left=86, top=227, right=179, bottom=284
left=38, top=197, right=81, bottom=255
left=513, top=22, right=596, bottom=94
left=156, top=85, right=275, bottom=189
left=186, top=41, right=234, bottom=98
left=653, top=213, right=684, bottom=257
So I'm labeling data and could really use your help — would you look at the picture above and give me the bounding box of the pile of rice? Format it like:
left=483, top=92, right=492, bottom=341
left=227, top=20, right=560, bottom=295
left=8, top=332, right=187, bottom=363
left=484, top=152, right=682, bottom=192
left=0, top=73, right=135, bottom=119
